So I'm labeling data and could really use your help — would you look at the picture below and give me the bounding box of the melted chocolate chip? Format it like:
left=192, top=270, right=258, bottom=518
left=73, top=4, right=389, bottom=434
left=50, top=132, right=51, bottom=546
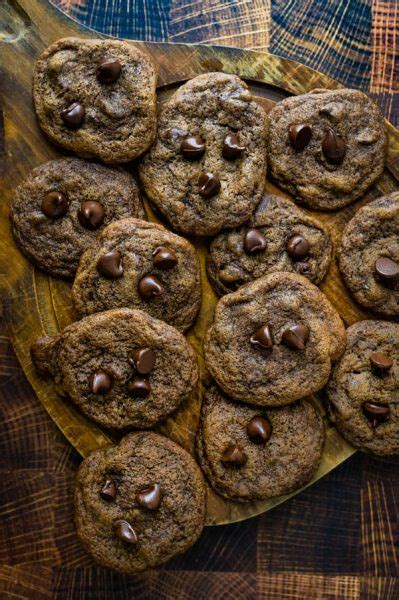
left=247, top=416, right=272, bottom=444
left=138, top=274, right=164, bottom=299
left=135, top=483, right=162, bottom=510
left=362, top=402, right=390, bottom=427
left=322, top=128, right=346, bottom=164
left=281, top=324, right=310, bottom=350
left=113, top=520, right=137, bottom=544
left=369, top=352, right=393, bottom=373
left=286, top=235, right=310, bottom=260
left=96, top=250, right=123, bottom=278
left=61, top=102, right=85, bottom=129
left=128, top=348, right=155, bottom=375
left=90, top=370, right=112, bottom=395
left=250, top=324, right=273, bottom=350
left=41, top=191, right=69, bottom=219
left=101, top=478, right=116, bottom=501
left=374, top=257, right=399, bottom=283
left=97, top=57, right=122, bottom=84
left=152, top=246, right=178, bottom=270
left=198, top=172, right=221, bottom=198
left=221, top=444, right=247, bottom=467
left=289, top=124, right=312, bottom=151
left=78, top=200, right=105, bottom=230
left=222, top=133, right=245, bottom=159
left=244, top=228, right=267, bottom=254
left=127, top=377, right=151, bottom=398
left=180, top=136, right=205, bottom=159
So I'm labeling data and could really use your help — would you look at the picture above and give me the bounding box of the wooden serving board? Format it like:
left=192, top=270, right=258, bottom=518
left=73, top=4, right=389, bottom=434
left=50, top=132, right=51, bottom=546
left=1, top=0, right=398, bottom=526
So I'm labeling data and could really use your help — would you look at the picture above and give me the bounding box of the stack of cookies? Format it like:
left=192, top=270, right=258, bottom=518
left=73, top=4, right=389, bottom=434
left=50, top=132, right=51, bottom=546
left=9, top=37, right=398, bottom=574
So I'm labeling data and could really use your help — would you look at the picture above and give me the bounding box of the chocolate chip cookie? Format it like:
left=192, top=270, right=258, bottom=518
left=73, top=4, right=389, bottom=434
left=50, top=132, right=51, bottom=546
left=204, top=272, right=346, bottom=406
left=33, top=38, right=157, bottom=163
left=10, top=158, right=145, bottom=278
left=267, top=88, right=387, bottom=210
left=326, top=320, right=399, bottom=455
left=197, top=386, right=325, bottom=501
left=74, top=432, right=206, bottom=573
left=338, top=193, right=399, bottom=316
left=72, top=218, right=201, bottom=331
left=31, top=308, right=198, bottom=429
left=139, top=72, right=268, bottom=236
left=207, top=194, right=332, bottom=296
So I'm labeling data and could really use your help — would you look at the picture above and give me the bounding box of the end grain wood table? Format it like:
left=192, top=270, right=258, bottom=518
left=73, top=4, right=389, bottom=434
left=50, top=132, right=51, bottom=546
left=0, top=1, right=398, bottom=598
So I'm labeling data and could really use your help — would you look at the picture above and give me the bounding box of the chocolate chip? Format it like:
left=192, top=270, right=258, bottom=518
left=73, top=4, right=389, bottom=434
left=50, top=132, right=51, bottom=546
left=96, top=250, right=123, bottom=278
left=221, top=444, right=247, bottom=467
left=247, top=416, right=272, bottom=444
left=369, top=352, right=393, bottom=373
left=281, top=324, right=310, bottom=350
left=250, top=324, right=273, bottom=350
left=97, top=57, right=122, bottom=84
left=152, top=246, right=178, bottom=270
left=362, top=402, right=390, bottom=427
left=41, top=191, right=69, bottom=219
left=289, top=124, right=312, bottom=151
left=321, top=128, right=346, bottom=164
left=90, top=370, right=112, bottom=395
left=61, top=102, right=85, bottom=129
left=128, top=348, right=155, bottom=375
left=180, top=136, right=205, bottom=159
left=198, top=172, right=221, bottom=198
left=78, top=200, right=105, bottom=230
left=127, top=377, right=151, bottom=398
left=286, top=235, right=310, bottom=260
left=138, top=274, right=164, bottom=299
left=296, top=262, right=311, bottom=276
left=222, top=133, right=245, bottom=159
left=113, top=520, right=137, bottom=544
left=100, top=478, right=116, bottom=501
left=135, top=483, right=162, bottom=510
left=374, top=257, right=399, bottom=282
left=244, top=228, right=267, bottom=254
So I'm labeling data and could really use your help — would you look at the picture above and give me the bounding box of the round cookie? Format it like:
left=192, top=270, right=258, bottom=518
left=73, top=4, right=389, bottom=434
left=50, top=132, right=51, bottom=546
left=74, top=432, right=206, bottom=573
left=10, top=158, right=145, bottom=278
left=72, top=218, right=201, bottom=332
left=207, top=194, right=332, bottom=296
left=338, top=193, right=399, bottom=316
left=267, top=88, right=387, bottom=210
left=204, top=272, right=346, bottom=406
left=326, top=320, right=399, bottom=455
left=33, top=38, right=157, bottom=163
left=139, top=72, right=268, bottom=236
left=31, top=308, right=198, bottom=429
left=197, top=387, right=325, bottom=502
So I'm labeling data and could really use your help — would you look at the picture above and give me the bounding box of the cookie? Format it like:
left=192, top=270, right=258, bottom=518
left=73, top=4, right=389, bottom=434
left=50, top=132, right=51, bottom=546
left=326, top=320, right=399, bottom=455
left=72, top=218, right=201, bottom=332
left=31, top=308, right=198, bottom=429
left=74, top=432, right=206, bottom=573
left=139, top=72, right=267, bottom=236
left=204, top=272, right=346, bottom=406
left=207, top=194, right=332, bottom=296
left=10, top=158, right=145, bottom=278
left=338, top=193, right=399, bottom=316
left=197, top=387, right=325, bottom=501
left=33, top=38, right=157, bottom=163
left=267, top=88, right=387, bottom=210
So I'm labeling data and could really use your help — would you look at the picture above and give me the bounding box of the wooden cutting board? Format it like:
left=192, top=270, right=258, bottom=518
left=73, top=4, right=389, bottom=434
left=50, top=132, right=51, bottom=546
left=0, top=0, right=398, bottom=526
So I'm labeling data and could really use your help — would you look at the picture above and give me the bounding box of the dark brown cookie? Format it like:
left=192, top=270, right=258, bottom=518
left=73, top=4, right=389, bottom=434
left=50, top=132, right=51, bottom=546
left=74, top=432, right=206, bottom=572
left=33, top=38, right=157, bottom=163
left=204, top=272, right=346, bottom=406
left=72, top=218, right=201, bottom=332
left=10, top=158, right=145, bottom=278
left=326, top=320, right=399, bottom=455
left=197, top=387, right=325, bottom=501
left=207, top=194, right=332, bottom=295
left=267, top=89, right=387, bottom=210
left=139, top=72, right=267, bottom=236
left=338, top=193, right=399, bottom=316
left=31, top=308, right=198, bottom=429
